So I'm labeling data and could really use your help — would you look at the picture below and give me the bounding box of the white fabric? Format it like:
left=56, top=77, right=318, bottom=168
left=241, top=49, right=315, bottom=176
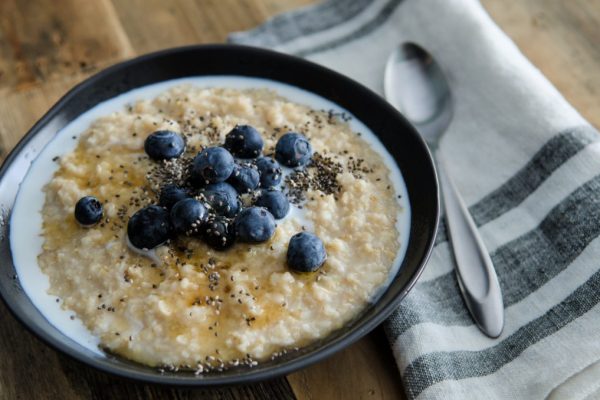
left=230, top=0, right=600, bottom=398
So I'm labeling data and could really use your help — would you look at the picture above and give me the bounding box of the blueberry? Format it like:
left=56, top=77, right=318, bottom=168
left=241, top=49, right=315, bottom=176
left=127, top=205, right=172, bottom=249
left=255, top=157, right=282, bottom=188
left=158, top=184, right=189, bottom=209
left=275, top=132, right=312, bottom=167
left=202, top=182, right=240, bottom=217
left=224, top=125, right=263, bottom=158
left=287, top=232, right=327, bottom=272
left=202, top=215, right=236, bottom=250
left=144, top=130, right=185, bottom=160
left=170, top=198, right=208, bottom=235
left=227, top=163, right=260, bottom=194
left=191, top=147, right=235, bottom=184
left=74, top=196, right=103, bottom=226
left=234, top=207, right=276, bottom=243
left=255, top=189, right=290, bottom=219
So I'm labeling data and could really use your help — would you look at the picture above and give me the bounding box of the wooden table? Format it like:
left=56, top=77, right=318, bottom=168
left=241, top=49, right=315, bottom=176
left=0, top=1, right=598, bottom=399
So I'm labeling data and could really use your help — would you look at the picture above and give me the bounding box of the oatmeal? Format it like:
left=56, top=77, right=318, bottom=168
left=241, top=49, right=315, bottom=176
left=37, top=85, right=403, bottom=370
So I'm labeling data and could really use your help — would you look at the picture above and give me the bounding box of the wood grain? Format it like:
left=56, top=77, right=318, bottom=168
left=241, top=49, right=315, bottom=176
left=0, top=0, right=133, bottom=90
left=0, top=1, right=599, bottom=399
left=287, top=327, right=404, bottom=400
left=110, top=0, right=306, bottom=52
left=481, top=0, right=600, bottom=129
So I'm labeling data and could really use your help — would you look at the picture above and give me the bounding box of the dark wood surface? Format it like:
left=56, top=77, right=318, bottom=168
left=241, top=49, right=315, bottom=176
left=0, top=1, right=598, bottom=399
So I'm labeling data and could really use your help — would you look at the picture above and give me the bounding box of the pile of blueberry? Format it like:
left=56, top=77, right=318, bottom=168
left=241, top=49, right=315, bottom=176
left=74, top=125, right=327, bottom=272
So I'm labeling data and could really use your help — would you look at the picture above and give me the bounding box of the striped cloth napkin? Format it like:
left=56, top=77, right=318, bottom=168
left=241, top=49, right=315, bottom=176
left=230, top=0, right=600, bottom=398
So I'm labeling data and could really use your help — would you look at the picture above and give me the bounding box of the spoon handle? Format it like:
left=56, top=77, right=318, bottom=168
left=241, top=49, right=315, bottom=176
left=436, top=151, right=504, bottom=338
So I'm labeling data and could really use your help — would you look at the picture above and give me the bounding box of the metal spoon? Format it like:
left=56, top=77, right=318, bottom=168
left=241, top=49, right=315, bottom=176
left=384, top=42, right=504, bottom=338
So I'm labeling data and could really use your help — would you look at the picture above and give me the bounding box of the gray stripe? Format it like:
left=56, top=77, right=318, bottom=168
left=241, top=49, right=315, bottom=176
left=434, top=126, right=597, bottom=246
left=434, top=220, right=448, bottom=246
left=295, top=0, right=405, bottom=57
left=385, top=172, right=600, bottom=337
left=402, top=267, right=600, bottom=399
left=471, top=127, right=597, bottom=225
left=228, top=0, right=373, bottom=47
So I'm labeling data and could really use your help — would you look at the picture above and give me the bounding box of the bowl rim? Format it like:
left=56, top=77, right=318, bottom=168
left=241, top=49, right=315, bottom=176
left=0, top=44, right=439, bottom=386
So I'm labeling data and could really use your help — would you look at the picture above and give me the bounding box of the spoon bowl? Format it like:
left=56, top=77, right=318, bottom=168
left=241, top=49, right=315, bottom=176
left=384, top=43, right=453, bottom=146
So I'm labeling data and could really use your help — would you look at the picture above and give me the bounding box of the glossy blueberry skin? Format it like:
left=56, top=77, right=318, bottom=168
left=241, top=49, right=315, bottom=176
left=158, top=184, right=189, bottom=209
left=234, top=207, right=276, bottom=243
left=127, top=205, right=172, bottom=250
left=144, top=130, right=185, bottom=160
left=170, top=198, right=208, bottom=235
left=287, top=232, right=327, bottom=272
left=191, top=147, right=235, bottom=184
left=275, top=132, right=312, bottom=167
left=202, top=182, right=240, bottom=217
left=74, top=196, right=103, bottom=226
left=255, top=189, right=290, bottom=219
left=202, top=215, right=236, bottom=250
left=224, top=125, right=264, bottom=158
left=227, top=164, right=260, bottom=194
left=255, top=157, right=282, bottom=188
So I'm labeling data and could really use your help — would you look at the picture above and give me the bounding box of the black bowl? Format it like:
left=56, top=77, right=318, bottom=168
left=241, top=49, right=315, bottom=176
left=0, top=44, right=438, bottom=385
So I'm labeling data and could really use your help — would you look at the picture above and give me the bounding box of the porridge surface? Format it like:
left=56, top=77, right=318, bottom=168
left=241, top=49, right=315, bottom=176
left=38, top=85, right=402, bottom=369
